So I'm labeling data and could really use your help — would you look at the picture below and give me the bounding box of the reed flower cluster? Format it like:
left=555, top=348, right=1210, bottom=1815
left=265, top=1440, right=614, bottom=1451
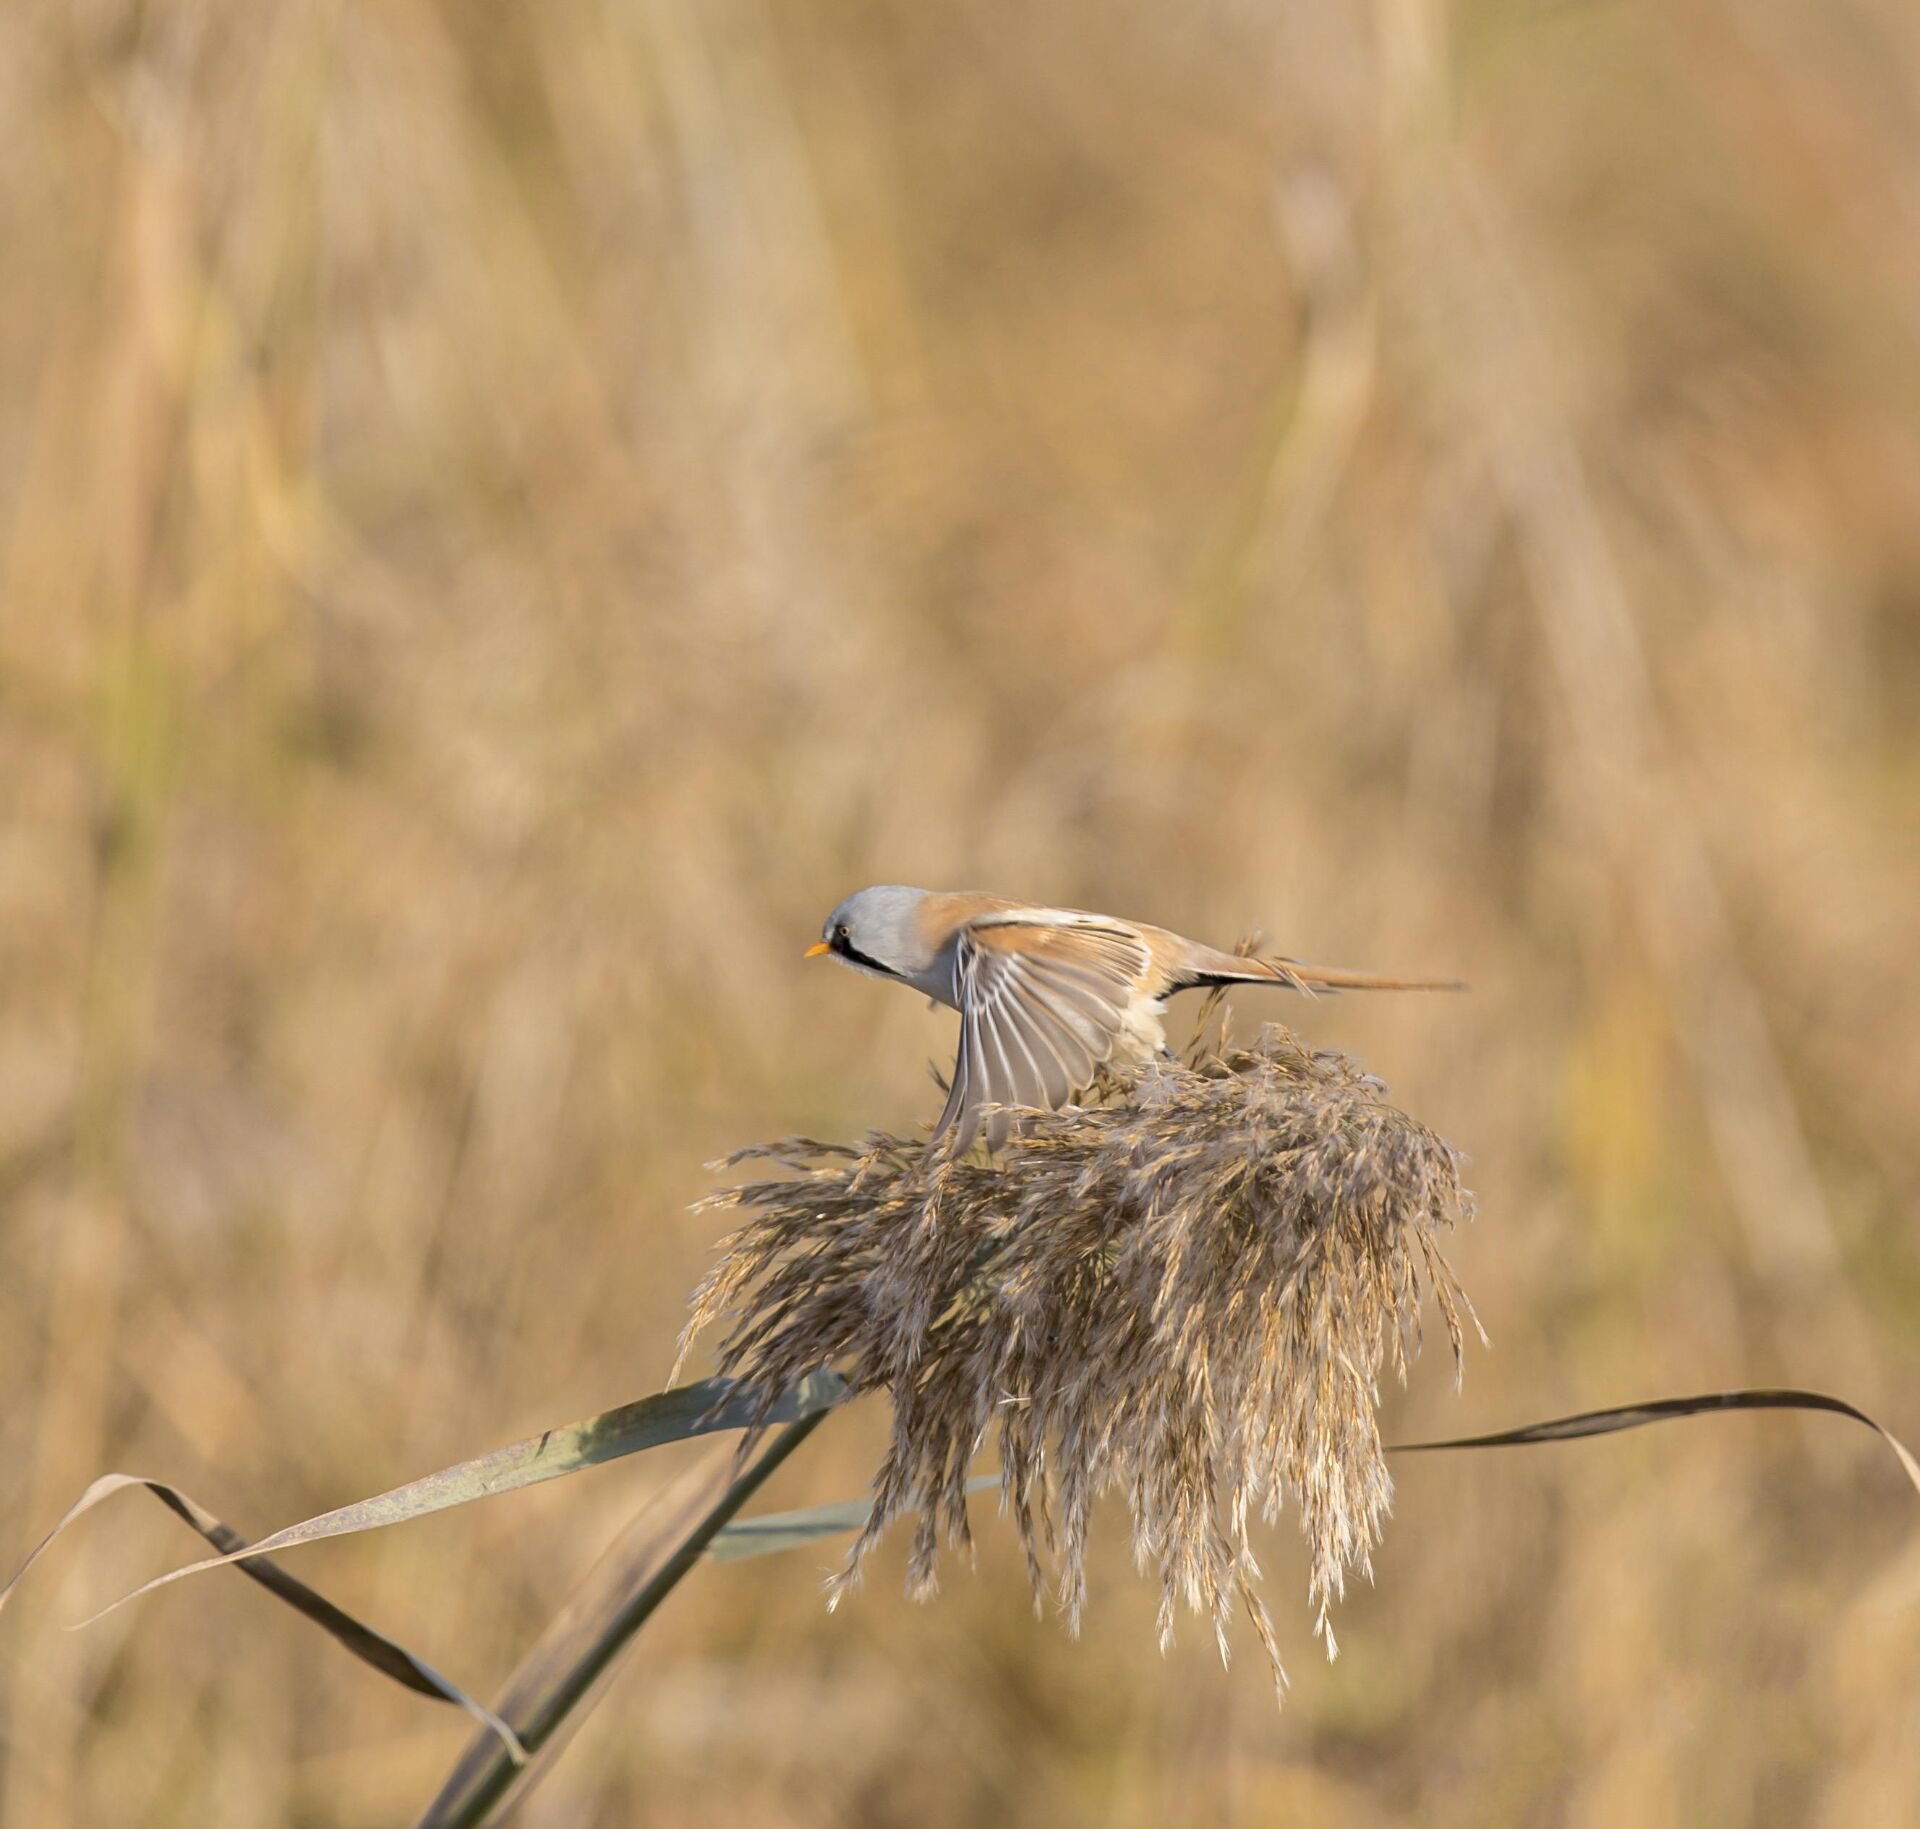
left=676, top=1024, right=1476, bottom=1690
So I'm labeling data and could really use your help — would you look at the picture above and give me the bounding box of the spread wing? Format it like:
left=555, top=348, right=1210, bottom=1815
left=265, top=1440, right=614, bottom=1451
left=934, top=919, right=1150, bottom=1154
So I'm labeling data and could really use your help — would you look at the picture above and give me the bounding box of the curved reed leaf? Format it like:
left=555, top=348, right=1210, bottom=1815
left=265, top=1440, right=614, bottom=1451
left=7, top=1370, right=848, bottom=1635
left=0, top=1473, right=523, bottom=1760
left=1389, top=1386, right=1920, bottom=1491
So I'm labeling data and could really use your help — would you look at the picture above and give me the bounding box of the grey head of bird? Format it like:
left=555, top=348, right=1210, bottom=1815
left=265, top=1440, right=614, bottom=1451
left=809, top=884, right=936, bottom=985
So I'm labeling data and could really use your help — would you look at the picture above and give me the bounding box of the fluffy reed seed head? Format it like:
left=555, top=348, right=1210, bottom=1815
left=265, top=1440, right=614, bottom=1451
left=676, top=1022, right=1477, bottom=1692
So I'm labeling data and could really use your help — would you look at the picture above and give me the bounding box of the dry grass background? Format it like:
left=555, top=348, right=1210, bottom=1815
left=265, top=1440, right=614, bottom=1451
left=3, top=0, right=1919, bottom=1823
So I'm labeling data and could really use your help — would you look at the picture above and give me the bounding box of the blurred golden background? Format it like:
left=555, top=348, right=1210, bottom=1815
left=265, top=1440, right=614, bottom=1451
left=4, top=1, right=1919, bottom=1823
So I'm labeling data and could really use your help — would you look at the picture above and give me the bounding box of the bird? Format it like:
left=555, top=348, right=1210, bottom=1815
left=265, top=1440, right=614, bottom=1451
left=806, top=886, right=1463, bottom=1154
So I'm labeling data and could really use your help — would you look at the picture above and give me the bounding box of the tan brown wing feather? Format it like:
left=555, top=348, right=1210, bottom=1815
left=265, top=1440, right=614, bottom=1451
left=934, top=919, right=1150, bottom=1153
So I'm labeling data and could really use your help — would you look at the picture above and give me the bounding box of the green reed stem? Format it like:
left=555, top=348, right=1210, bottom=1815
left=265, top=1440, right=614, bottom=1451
left=420, top=1409, right=834, bottom=1829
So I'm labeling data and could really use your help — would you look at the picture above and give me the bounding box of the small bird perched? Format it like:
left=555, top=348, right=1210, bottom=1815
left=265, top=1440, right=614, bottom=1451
left=807, top=886, right=1463, bottom=1153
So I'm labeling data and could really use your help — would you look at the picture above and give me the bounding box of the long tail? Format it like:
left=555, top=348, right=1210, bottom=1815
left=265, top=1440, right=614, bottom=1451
left=1187, top=951, right=1466, bottom=997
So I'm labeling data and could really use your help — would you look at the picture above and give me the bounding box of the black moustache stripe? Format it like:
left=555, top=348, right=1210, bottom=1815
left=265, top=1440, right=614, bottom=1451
left=832, top=935, right=899, bottom=978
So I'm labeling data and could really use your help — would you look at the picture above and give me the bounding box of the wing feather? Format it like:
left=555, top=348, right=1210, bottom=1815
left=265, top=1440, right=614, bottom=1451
left=1013, top=976, right=1108, bottom=1066
left=933, top=918, right=1150, bottom=1152
left=1001, top=990, right=1072, bottom=1107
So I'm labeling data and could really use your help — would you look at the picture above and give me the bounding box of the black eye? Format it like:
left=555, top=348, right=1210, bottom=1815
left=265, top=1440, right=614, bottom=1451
left=836, top=924, right=850, bottom=943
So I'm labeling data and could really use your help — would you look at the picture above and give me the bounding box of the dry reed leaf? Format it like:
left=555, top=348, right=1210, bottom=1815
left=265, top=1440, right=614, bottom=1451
left=0, top=1472, right=524, bottom=1760
left=3, top=1374, right=847, bottom=1673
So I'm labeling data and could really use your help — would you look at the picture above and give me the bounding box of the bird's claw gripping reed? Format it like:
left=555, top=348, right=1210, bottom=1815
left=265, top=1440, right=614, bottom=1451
left=677, top=1024, right=1478, bottom=1693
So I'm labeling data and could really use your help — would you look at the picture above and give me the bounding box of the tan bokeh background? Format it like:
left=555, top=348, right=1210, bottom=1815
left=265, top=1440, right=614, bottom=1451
left=5, top=1, right=1920, bottom=1823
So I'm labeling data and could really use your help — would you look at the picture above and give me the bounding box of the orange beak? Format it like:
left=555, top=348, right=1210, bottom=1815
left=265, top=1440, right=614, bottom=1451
left=803, top=940, right=832, bottom=959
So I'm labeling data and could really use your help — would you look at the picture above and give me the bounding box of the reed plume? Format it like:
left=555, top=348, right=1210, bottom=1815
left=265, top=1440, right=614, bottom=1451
left=676, top=1022, right=1477, bottom=1692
